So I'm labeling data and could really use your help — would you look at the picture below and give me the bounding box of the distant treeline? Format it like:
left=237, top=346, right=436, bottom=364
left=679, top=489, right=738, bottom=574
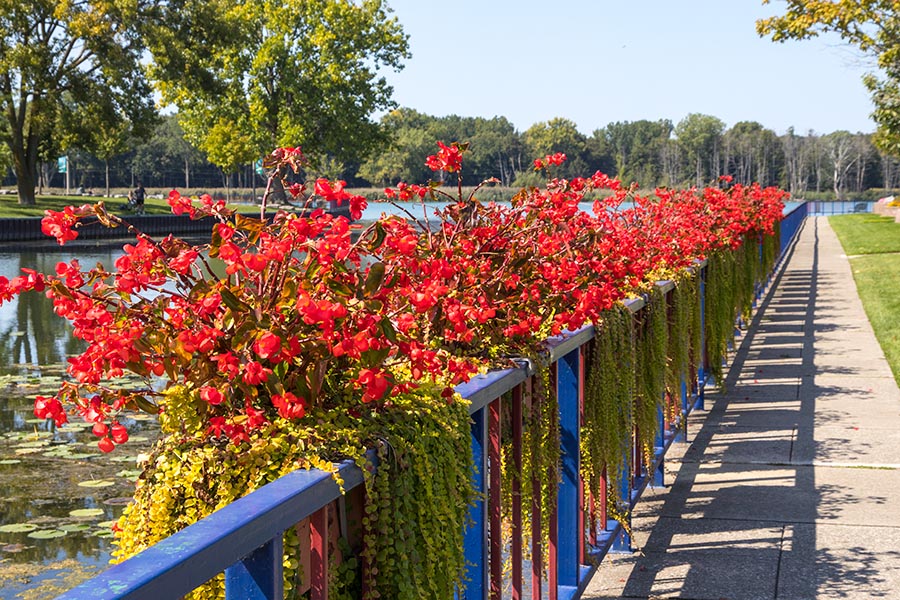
left=7, top=109, right=898, bottom=201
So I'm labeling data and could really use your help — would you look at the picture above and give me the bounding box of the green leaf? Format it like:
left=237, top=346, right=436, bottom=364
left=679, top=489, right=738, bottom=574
left=27, top=529, right=67, bottom=539
left=220, top=288, right=249, bottom=313
left=363, top=262, right=385, bottom=296
left=0, top=523, right=39, bottom=533
left=69, top=508, right=105, bottom=519
left=78, top=479, right=115, bottom=488
left=380, top=319, right=398, bottom=344
left=371, top=222, right=387, bottom=249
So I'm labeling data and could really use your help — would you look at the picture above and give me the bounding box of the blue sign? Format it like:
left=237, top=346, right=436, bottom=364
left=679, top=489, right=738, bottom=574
left=57, top=156, right=67, bottom=174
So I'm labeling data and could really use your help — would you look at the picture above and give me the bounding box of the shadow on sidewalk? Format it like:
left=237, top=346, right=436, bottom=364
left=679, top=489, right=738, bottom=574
left=589, top=218, right=900, bottom=599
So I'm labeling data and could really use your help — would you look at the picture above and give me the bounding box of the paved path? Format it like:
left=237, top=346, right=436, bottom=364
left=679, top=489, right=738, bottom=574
left=583, top=217, right=900, bottom=599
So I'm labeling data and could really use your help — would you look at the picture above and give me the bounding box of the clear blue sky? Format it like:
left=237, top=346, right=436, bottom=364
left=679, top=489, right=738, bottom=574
left=379, top=0, right=876, bottom=136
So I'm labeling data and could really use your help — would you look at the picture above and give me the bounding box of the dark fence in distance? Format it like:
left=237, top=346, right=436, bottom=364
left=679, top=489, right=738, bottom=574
left=804, top=200, right=872, bottom=216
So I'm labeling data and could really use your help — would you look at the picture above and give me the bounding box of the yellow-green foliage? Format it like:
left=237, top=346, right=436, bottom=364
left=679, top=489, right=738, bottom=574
left=113, top=384, right=474, bottom=600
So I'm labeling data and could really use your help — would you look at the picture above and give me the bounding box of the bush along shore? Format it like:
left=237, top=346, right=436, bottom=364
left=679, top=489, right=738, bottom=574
left=0, top=143, right=785, bottom=599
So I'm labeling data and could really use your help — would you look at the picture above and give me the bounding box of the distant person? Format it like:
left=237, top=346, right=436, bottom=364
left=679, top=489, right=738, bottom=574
left=129, top=182, right=146, bottom=214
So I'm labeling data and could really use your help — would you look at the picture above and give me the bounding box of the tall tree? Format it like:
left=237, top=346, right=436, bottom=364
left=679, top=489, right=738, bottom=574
left=675, top=113, right=725, bottom=186
left=522, top=117, right=589, bottom=178
left=599, top=119, right=673, bottom=185
left=823, top=130, right=858, bottom=199
left=0, top=0, right=155, bottom=205
left=145, top=0, right=409, bottom=175
left=757, top=1, right=900, bottom=153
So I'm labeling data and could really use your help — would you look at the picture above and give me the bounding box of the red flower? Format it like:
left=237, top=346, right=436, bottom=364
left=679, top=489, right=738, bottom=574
left=272, top=392, right=307, bottom=420
left=200, top=386, right=225, bottom=406
left=242, top=361, right=272, bottom=386
left=357, top=368, right=390, bottom=403
left=253, top=331, right=282, bottom=360
left=425, top=141, right=464, bottom=173
left=97, top=437, right=115, bottom=453
left=168, top=190, right=196, bottom=218
left=111, top=423, right=129, bottom=444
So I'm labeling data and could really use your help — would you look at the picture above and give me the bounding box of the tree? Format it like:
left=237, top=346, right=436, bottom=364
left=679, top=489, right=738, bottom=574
left=599, top=120, right=673, bottom=185
left=522, top=118, right=590, bottom=179
left=0, top=0, right=156, bottom=205
left=822, top=130, right=858, bottom=199
left=757, top=1, right=898, bottom=152
left=675, top=114, right=725, bottom=186
left=132, top=115, right=207, bottom=190
left=145, top=0, right=409, bottom=176
left=724, top=121, right=783, bottom=186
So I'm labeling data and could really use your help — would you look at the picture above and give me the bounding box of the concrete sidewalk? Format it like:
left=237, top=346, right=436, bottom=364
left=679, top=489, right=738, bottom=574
left=583, top=217, right=900, bottom=600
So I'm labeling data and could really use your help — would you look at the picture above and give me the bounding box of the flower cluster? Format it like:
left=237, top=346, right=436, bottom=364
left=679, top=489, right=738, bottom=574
left=1, top=142, right=786, bottom=450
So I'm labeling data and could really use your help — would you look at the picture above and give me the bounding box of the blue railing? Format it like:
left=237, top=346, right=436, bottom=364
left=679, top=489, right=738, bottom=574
left=58, top=202, right=808, bottom=600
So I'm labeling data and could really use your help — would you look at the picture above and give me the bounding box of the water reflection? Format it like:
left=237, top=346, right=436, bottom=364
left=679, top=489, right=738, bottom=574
left=0, top=248, right=160, bottom=599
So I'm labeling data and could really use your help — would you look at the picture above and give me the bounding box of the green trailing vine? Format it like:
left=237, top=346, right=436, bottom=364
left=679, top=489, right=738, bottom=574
left=704, top=249, right=737, bottom=387
left=633, top=286, right=668, bottom=465
left=666, top=272, right=701, bottom=422
left=112, top=384, right=474, bottom=600
left=581, top=305, right=634, bottom=509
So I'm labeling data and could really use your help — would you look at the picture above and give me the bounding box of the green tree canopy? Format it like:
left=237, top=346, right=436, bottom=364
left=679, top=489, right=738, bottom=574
left=0, top=0, right=156, bottom=204
left=599, top=119, right=673, bottom=185
left=675, top=113, right=725, bottom=186
left=145, top=0, right=410, bottom=176
left=757, top=1, right=900, bottom=153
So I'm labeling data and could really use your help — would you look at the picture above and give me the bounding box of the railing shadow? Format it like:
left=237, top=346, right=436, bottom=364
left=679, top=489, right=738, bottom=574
left=591, top=217, right=900, bottom=599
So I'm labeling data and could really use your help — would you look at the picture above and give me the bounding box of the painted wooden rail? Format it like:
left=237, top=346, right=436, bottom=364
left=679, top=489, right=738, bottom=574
left=57, top=201, right=808, bottom=600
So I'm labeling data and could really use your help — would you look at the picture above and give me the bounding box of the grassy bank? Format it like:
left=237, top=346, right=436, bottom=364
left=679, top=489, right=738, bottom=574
left=0, top=195, right=179, bottom=218
left=830, top=214, right=900, bottom=385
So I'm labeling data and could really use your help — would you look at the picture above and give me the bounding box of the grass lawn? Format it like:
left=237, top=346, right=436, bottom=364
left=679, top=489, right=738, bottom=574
left=829, top=213, right=900, bottom=255
left=0, top=195, right=259, bottom=218
left=829, top=214, right=900, bottom=386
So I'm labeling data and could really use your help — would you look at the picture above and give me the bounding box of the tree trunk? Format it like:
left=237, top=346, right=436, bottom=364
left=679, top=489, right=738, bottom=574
left=105, top=159, right=111, bottom=197
left=184, top=157, right=190, bottom=189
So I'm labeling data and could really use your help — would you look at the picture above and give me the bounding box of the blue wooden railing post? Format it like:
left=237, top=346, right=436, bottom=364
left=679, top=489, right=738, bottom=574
left=674, top=378, right=688, bottom=443
left=609, top=454, right=632, bottom=553
left=557, top=348, right=581, bottom=594
left=462, top=406, right=488, bottom=599
left=651, top=404, right=665, bottom=488
left=696, top=265, right=707, bottom=411
left=224, top=537, right=284, bottom=600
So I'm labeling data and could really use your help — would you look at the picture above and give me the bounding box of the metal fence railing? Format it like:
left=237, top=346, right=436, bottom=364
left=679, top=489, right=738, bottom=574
left=57, top=203, right=809, bottom=600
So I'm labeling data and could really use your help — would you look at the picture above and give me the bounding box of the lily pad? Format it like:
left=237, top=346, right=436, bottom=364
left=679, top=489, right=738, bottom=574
left=16, top=440, right=50, bottom=449
left=92, top=529, right=114, bottom=538
left=128, top=436, right=150, bottom=443
left=69, top=508, right=104, bottom=519
left=0, top=523, right=39, bottom=533
left=27, top=529, right=67, bottom=539
left=96, top=520, right=118, bottom=528
left=59, top=524, right=91, bottom=533
left=14, top=447, right=44, bottom=455
left=0, top=459, right=21, bottom=465
left=108, top=455, right=138, bottom=463
left=0, top=543, right=30, bottom=553
left=77, top=480, right=115, bottom=488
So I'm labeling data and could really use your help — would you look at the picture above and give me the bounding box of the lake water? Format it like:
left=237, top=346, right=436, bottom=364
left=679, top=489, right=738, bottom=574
left=0, top=249, right=159, bottom=599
